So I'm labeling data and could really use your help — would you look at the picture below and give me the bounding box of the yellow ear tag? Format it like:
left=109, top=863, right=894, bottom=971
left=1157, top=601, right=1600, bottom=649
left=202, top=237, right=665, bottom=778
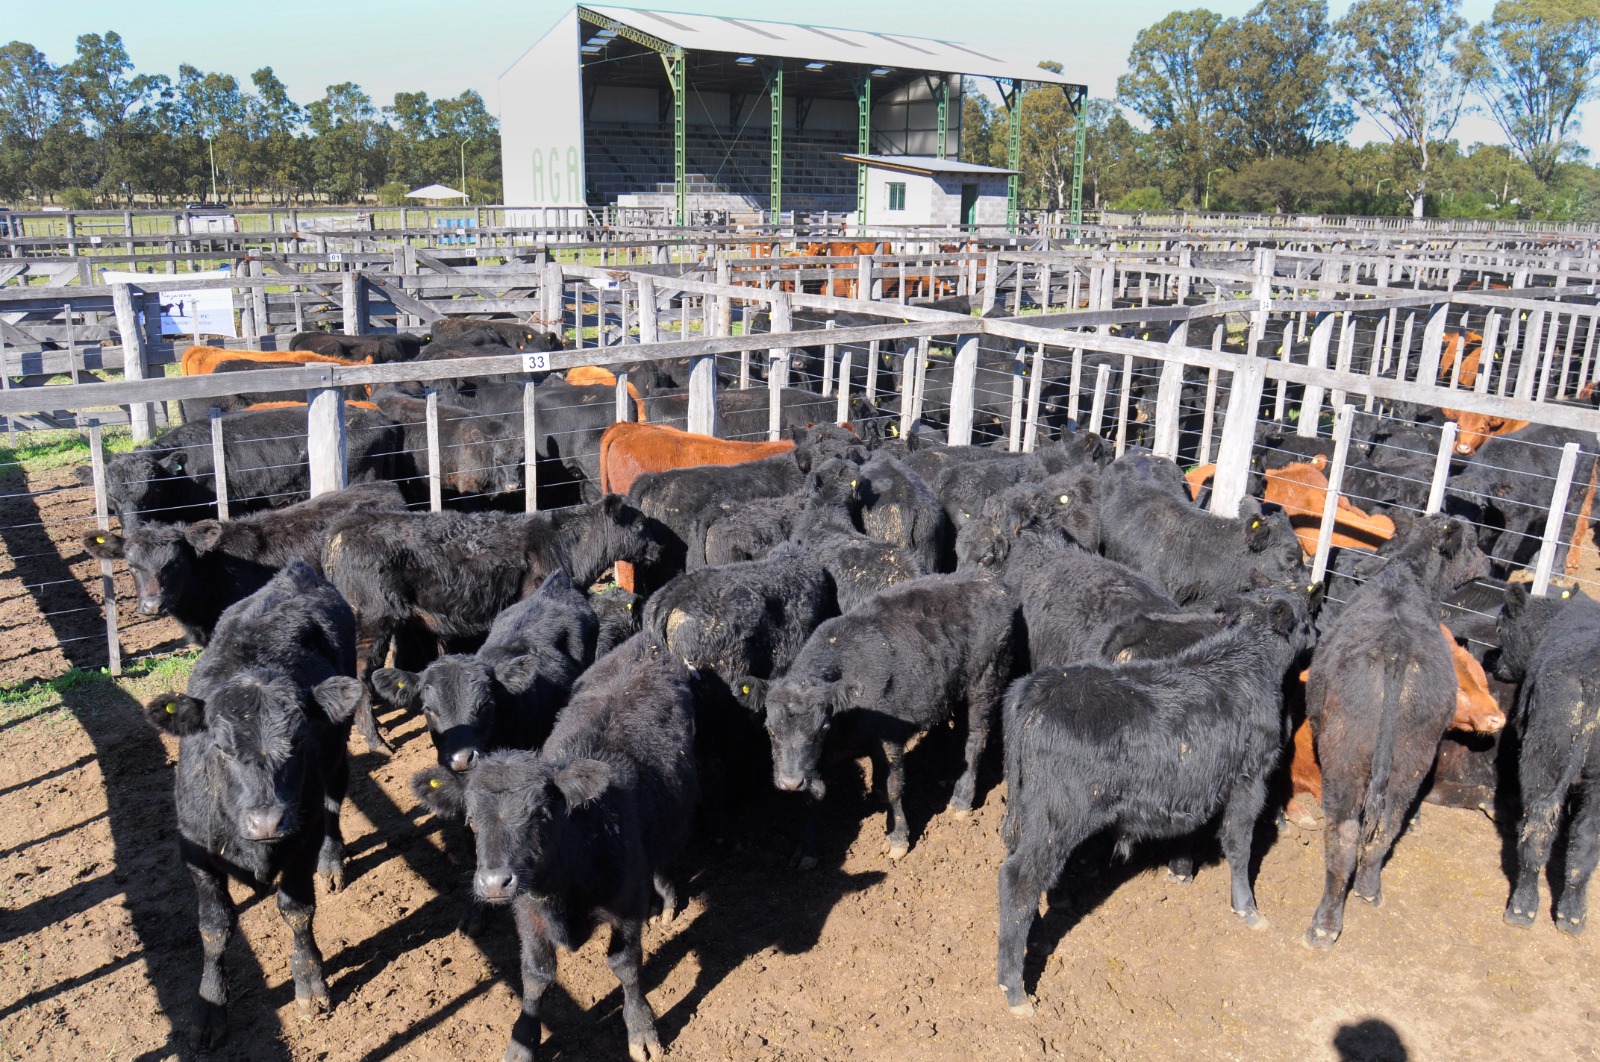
left=741, top=684, right=751, bottom=695
left=95, top=536, right=106, bottom=543
left=396, top=680, right=406, bottom=689
left=1562, top=589, right=1571, bottom=598
left=850, top=479, right=859, bottom=489
left=166, top=702, right=177, bottom=714
left=429, top=777, right=442, bottom=789
left=625, top=602, right=633, bottom=610
left=1058, top=494, right=1070, bottom=504
left=1251, top=519, right=1261, bottom=530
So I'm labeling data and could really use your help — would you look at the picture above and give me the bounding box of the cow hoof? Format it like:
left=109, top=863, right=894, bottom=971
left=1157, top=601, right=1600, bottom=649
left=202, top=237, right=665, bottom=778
left=1504, top=906, right=1536, bottom=929
left=886, top=841, right=910, bottom=861
left=628, top=1035, right=664, bottom=1062
left=362, top=734, right=394, bottom=757
left=1302, top=926, right=1338, bottom=950
left=947, top=804, right=971, bottom=821
left=191, top=1003, right=228, bottom=1049
left=317, top=863, right=345, bottom=894
left=1285, top=796, right=1323, bottom=831
left=1002, top=990, right=1035, bottom=1018
left=1354, top=890, right=1383, bottom=908
left=1235, top=909, right=1269, bottom=931
left=1165, top=869, right=1194, bottom=884
left=1556, top=914, right=1585, bottom=937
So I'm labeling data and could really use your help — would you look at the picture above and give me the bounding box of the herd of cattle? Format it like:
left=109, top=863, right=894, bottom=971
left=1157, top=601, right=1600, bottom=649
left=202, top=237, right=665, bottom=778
left=64, top=311, right=1600, bottom=1060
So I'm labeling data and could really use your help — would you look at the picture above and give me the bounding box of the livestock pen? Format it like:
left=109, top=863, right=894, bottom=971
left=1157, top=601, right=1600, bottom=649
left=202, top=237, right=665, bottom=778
left=1, top=223, right=1598, bottom=1060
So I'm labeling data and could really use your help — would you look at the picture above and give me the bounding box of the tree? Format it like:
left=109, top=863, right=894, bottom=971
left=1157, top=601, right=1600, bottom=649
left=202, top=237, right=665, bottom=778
left=1220, top=149, right=1351, bottom=211
left=958, top=91, right=997, bottom=166
left=60, top=32, right=157, bottom=137
left=306, top=82, right=383, bottom=202
left=1082, top=101, right=1163, bottom=209
left=0, top=42, right=62, bottom=141
left=1202, top=0, right=1354, bottom=164
left=1118, top=9, right=1225, bottom=203
left=1334, top=0, right=1468, bottom=217
left=1457, top=0, right=1600, bottom=183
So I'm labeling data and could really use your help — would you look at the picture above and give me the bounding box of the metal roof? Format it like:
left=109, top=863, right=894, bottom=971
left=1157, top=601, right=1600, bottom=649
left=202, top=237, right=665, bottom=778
left=578, top=5, right=1081, bottom=87
left=841, top=154, right=1019, bottom=176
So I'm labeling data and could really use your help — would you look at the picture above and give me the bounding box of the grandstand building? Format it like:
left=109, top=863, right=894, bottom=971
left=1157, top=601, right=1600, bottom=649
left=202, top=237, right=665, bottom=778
left=497, top=5, right=1086, bottom=229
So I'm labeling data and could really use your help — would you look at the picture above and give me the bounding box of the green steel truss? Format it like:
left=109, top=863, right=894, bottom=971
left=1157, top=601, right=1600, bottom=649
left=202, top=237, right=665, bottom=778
left=1069, top=85, right=1087, bottom=242
left=856, top=74, right=872, bottom=230
left=578, top=6, right=687, bottom=225
left=768, top=64, right=784, bottom=224
left=996, top=78, right=1024, bottom=234
left=935, top=75, right=950, bottom=160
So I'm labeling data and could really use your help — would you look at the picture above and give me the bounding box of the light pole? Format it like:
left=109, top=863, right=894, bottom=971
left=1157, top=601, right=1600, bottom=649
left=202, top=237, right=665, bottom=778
left=460, top=139, right=472, bottom=205
left=208, top=136, right=219, bottom=203
left=1204, top=168, right=1226, bottom=211
left=1374, top=178, right=1391, bottom=212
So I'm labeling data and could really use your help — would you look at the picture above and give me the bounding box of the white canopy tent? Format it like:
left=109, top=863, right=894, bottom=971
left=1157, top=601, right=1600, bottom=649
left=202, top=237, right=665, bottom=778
left=405, top=183, right=467, bottom=200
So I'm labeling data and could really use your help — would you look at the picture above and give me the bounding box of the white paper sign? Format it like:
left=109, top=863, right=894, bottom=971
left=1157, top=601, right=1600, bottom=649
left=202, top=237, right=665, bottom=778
left=522, top=351, right=551, bottom=372
left=101, top=268, right=238, bottom=338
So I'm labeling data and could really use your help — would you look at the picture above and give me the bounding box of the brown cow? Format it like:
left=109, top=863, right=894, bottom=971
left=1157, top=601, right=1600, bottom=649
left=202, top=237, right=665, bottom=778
left=182, top=344, right=365, bottom=376
left=1437, top=330, right=1484, bottom=386
left=599, top=422, right=799, bottom=591
left=1286, top=625, right=1506, bottom=827
left=241, top=400, right=381, bottom=413
left=1441, top=408, right=1530, bottom=455
left=563, top=366, right=646, bottom=413
left=1263, top=458, right=1397, bottom=556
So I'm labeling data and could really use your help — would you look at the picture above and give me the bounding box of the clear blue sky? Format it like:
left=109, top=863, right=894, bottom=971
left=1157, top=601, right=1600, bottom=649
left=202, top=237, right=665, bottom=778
left=15, top=0, right=1599, bottom=157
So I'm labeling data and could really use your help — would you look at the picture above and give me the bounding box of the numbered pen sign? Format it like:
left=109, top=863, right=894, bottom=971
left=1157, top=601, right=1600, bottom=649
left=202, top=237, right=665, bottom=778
left=523, top=352, right=550, bottom=372
left=327, top=252, right=344, bottom=263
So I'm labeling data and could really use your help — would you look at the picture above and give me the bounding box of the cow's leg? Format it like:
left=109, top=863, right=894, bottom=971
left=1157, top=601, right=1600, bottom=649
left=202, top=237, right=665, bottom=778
left=1506, top=792, right=1563, bottom=928
left=651, top=870, right=679, bottom=924
left=352, top=619, right=395, bottom=755
left=1166, top=837, right=1196, bottom=883
left=189, top=862, right=236, bottom=1047
left=1354, top=723, right=1444, bottom=907
left=997, top=819, right=1079, bottom=1017
left=791, top=786, right=822, bottom=872
left=319, top=764, right=348, bottom=892
left=506, top=896, right=558, bottom=1062
left=883, top=739, right=910, bottom=859
left=952, top=676, right=1001, bottom=817
left=1220, top=776, right=1270, bottom=928
left=1555, top=783, right=1600, bottom=935
left=606, top=919, right=661, bottom=1062
left=277, top=861, right=330, bottom=1017
left=1307, top=812, right=1361, bottom=948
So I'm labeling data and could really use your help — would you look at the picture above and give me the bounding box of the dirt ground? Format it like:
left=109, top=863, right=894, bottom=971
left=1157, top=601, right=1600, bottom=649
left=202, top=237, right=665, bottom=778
left=3, top=462, right=1600, bottom=1062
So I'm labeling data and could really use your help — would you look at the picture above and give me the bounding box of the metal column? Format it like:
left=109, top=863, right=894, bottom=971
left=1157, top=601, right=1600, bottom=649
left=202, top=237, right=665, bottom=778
left=856, top=74, right=872, bottom=231
left=769, top=63, right=784, bottom=225
left=998, top=78, right=1025, bottom=234
left=936, top=75, right=950, bottom=160
left=1069, top=85, right=1087, bottom=243
left=665, top=50, right=686, bottom=226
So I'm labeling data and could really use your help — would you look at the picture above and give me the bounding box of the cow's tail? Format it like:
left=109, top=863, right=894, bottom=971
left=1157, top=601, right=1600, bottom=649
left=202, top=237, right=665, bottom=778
left=1000, top=677, right=1031, bottom=852
left=1359, top=657, right=1405, bottom=849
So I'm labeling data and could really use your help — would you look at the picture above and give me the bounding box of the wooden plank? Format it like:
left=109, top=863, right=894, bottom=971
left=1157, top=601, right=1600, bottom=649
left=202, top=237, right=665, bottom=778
left=522, top=381, right=539, bottom=512
left=1311, top=404, right=1356, bottom=582
left=947, top=333, right=981, bottom=445
left=1209, top=358, right=1266, bottom=517
left=209, top=407, right=230, bottom=521
left=1531, top=442, right=1582, bottom=595
left=111, top=283, right=153, bottom=441
left=425, top=389, right=442, bottom=512
left=88, top=420, right=121, bottom=676
left=1424, top=422, right=1458, bottom=514
left=305, top=386, right=347, bottom=496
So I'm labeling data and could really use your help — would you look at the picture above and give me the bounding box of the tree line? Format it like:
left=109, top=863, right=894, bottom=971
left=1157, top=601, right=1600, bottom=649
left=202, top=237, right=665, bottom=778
left=962, top=0, right=1600, bottom=221
left=0, top=31, right=502, bottom=208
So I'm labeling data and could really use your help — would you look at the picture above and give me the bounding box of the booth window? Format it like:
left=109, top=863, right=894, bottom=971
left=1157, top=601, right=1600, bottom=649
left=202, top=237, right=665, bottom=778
left=887, top=182, right=906, bottom=211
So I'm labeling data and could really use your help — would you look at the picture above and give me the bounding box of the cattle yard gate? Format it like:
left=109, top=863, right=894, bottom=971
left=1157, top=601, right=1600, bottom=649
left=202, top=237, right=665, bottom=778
left=0, top=218, right=1596, bottom=678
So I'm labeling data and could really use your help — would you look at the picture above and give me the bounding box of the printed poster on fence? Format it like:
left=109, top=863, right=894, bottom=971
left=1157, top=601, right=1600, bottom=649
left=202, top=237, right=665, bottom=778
left=101, top=268, right=239, bottom=338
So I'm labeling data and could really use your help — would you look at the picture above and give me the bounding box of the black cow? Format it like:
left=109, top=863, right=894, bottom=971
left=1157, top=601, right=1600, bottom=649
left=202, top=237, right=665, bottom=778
left=288, top=331, right=423, bottom=363
left=590, top=585, right=642, bottom=657
left=702, top=491, right=808, bottom=566
left=1304, top=514, right=1490, bottom=948
left=79, top=406, right=401, bottom=528
left=855, top=452, right=950, bottom=572
left=1100, top=470, right=1305, bottom=607
left=143, top=562, right=364, bottom=1045
left=1448, top=424, right=1599, bottom=572
left=323, top=496, right=660, bottom=750
left=413, top=634, right=697, bottom=1062
left=997, top=586, right=1319, bottom=1015
left=931, top=438, right=1102, bottom=533
left=373, top=571, right=598, bottom=772
left=1497, top=583, right=1600, bottom=934
left=764, top=570, right=1015, bottom=859
left=81, top=481, right=405, bottom=645
left=788, top=459, right=928, bottom=613
left=371, top=388, right=524, bottom=503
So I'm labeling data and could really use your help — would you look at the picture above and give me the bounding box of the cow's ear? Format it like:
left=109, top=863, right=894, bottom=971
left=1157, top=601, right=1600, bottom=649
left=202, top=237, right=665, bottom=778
left=82, top=530, right=125, bottom=560
left=73, top=465, right=96, bottom=488
left=412, top=766, right=465, bottom=817
left=1248, top=569, right=1275, bottom=589
left=601, top=493, right=626, bottom=518
left=312, top=676, right=365, bottom=723
left=371, top=668, right=422, bottom=710
left=1436, top=517, right=1468, bottom=558
left=1504, top=582, right=1530, bottom=615
left=183, top=520, right=225, bottom=554
left=158, top=449, right=190, bottom=476
left=1305, top=581, right=1326, bottom=612
left=1244, top=511, right=1273, bottom=552
left=493, top=654, right=542, bottom=695
left=1268, top=599, right=1299, bottom=637
left=731, top=675, right=767, bottom=714
left=553, top=758, right=613, bottom=809
left=145, top=692, right=206, bottom=736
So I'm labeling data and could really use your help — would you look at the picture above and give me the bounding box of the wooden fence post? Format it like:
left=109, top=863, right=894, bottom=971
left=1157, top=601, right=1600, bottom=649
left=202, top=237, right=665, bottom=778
left=947, top=332, right=981, bottom=445
left=768, top=292, right=792, bottom=441
left=1152, top=323, right=1189, bottom=458
left=209, top=407, right=230, bottom=520
left=1311, top=404, right=1356, bottom=582
left=111, top=283, right=153, bottom=442
left=523, top=381, right=539, bottom=513
left=1299, top=312, right=1336, bottom=437
left=342, top=272, right=368, bottom=336
left=1531, top=442, right=1582, bottom=596
left=1424, top=422, right=1459, bottom=514
left=306, top=383, right=347, bottom=496
left=1208, top=358, right=1266, bottom=517
left=425, top=388, right=443, bottom=512
left=88, top=420, right=122, bottom=676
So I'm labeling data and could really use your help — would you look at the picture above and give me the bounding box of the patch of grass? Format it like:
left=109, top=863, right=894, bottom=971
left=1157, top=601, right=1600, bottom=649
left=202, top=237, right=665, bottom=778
left=0, top=650, right=201, bottom=731
left=0, top=425, right=135, bottom=473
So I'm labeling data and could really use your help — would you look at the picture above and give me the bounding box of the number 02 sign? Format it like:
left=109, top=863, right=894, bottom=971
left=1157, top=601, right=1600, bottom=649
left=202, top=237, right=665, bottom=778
left=523, top=352, right=550, bottom=372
